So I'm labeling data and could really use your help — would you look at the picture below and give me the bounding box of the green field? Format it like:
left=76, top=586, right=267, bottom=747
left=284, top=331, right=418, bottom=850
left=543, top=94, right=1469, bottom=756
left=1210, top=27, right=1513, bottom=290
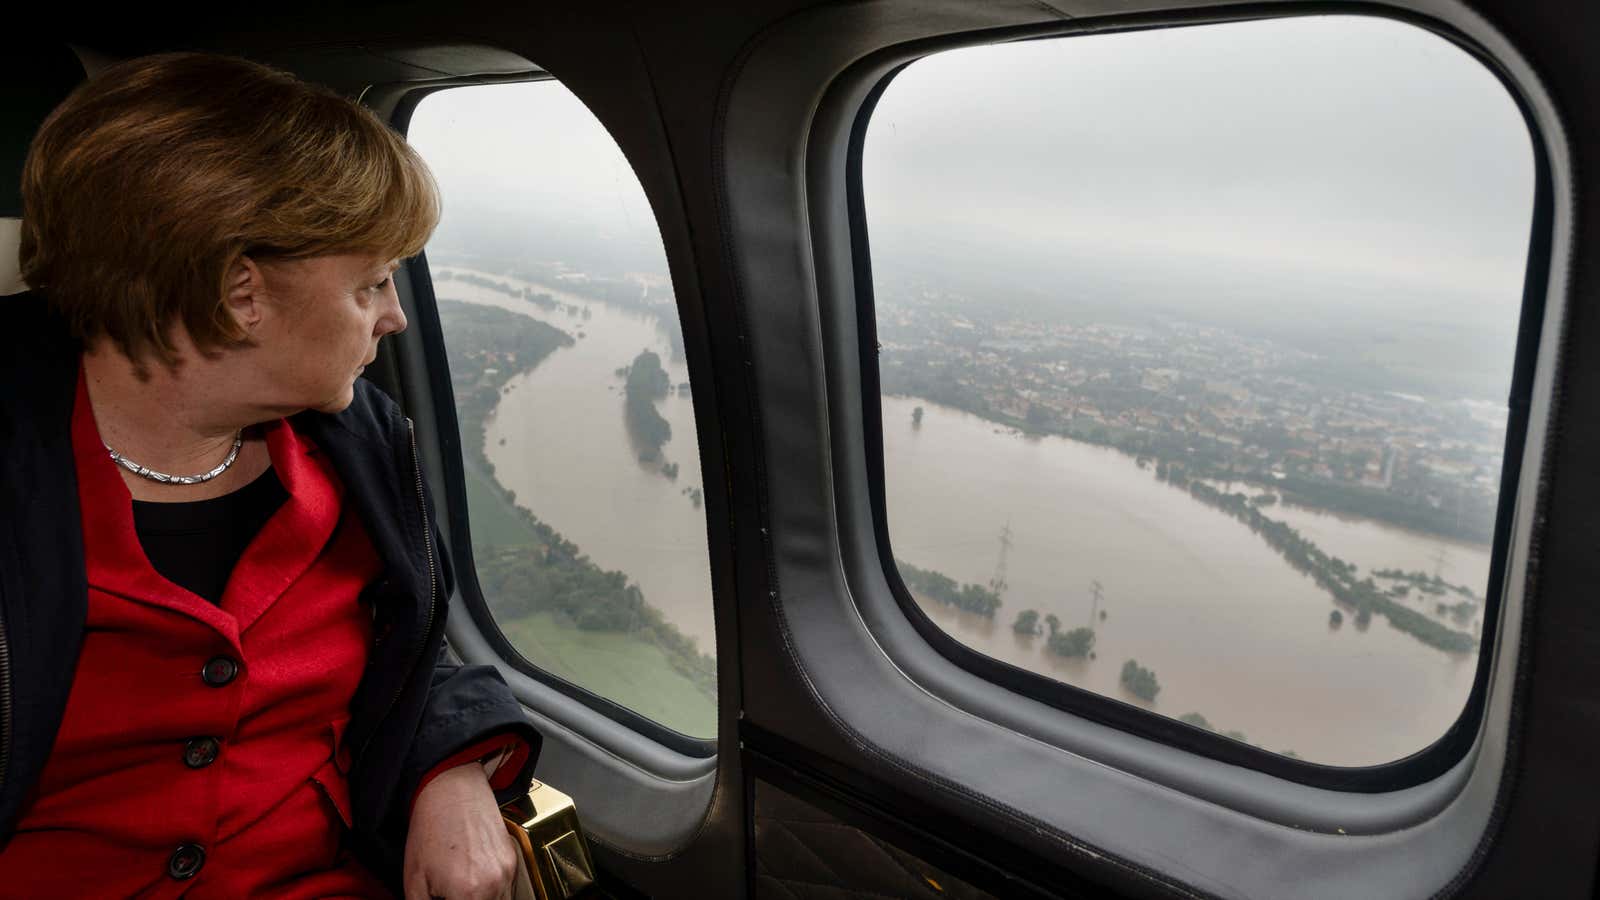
left=463, top=460, right=539, bottom=549
left=462, top=462, right=717, bottom=738
left=498, top=612, right=717, bottom=736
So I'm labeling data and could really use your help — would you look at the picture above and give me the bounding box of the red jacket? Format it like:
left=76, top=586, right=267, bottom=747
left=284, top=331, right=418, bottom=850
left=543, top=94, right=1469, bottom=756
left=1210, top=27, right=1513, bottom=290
left=0, top=371, right=526, bottom=898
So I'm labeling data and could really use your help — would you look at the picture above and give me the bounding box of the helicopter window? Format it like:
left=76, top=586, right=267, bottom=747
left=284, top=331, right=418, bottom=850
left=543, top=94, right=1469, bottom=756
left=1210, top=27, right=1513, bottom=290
left=409, top=81, right=716, bottom=740
left=859, top=15, right=1536, bottom=766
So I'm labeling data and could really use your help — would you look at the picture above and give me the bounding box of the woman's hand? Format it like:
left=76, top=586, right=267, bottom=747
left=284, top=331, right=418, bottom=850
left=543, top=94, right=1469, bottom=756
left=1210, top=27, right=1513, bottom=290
left=404, top=762, right=521, bottom=900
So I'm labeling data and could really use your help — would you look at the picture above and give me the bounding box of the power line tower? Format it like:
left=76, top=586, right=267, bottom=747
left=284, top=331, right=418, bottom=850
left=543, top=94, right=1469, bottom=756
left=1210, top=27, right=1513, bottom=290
left=988, top=522, right=1013, bottom=596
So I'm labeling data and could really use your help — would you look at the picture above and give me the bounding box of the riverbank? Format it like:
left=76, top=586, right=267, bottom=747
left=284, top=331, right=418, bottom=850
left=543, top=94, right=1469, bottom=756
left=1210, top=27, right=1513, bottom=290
left=1172, top=475, right=1478, bottom=653
left=882, top=394, right=1478, bottom=765
left=439, top=299, right=717, bottom=737
left=878, top=383, right=1496, bottom=545
left=437, top=262, right=1484, bottom=763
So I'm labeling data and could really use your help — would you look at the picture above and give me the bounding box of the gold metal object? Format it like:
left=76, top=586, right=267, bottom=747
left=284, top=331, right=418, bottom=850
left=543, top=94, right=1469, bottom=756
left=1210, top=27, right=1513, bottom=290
left=501, top=779, right=597, bottom=899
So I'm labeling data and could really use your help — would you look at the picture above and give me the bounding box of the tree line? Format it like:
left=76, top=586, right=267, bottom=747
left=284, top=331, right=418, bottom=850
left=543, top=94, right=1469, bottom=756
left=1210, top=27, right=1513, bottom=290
left=1163, top=467, right=1478, bottom=654
left=438, top=300, right=717, bottom=699
left=621, top=349, right=673, bottom=463
left=882, top=352, right=1493, bottom=545
left=1012, top=609, right=1097, bottom=659
left=895, top=559, right=1002, bottom=617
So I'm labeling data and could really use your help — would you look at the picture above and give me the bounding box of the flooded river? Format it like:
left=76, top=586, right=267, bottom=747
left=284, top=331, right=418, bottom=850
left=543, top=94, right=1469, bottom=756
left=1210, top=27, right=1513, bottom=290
left=443, top=267, right=1491, bottom=766
left=883, top=397, right=1482, bottom=765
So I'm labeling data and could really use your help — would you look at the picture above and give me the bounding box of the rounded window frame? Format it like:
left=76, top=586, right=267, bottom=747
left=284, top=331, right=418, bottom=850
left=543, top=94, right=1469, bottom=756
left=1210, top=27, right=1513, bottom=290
left=392, top=79, right=719, bottom=760
left=841, top=8, right=1556, bottom=792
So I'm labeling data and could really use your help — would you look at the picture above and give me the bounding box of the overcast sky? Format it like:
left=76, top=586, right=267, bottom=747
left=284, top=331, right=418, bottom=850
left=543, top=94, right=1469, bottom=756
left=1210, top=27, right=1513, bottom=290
left=861, top=15, right=1534, bottom=321
left=409, top=14, right=1535, bottom=364
left=409, top=80, right=665, bottom=268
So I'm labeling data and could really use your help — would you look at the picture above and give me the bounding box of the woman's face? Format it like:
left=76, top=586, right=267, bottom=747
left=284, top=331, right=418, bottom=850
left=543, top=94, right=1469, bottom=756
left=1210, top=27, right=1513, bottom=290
left=243, top=252, right=407, bottom=415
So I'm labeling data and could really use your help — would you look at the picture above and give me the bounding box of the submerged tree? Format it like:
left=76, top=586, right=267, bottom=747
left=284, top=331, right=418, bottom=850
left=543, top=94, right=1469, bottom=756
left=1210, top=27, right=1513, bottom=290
left=896, top=560, right=1002, bottom=618
left=1047, top=626, right=1095, bottom=658
left=624, top=349, right=672, bottom=461
left=1012, top=609, right=1042, bottom=635
left=1120, top=659, right=1161, bottom=702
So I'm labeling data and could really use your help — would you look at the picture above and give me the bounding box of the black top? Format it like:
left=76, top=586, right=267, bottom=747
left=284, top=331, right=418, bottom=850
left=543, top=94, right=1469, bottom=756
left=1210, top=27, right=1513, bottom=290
left=131, top=467, right=289, bottom=605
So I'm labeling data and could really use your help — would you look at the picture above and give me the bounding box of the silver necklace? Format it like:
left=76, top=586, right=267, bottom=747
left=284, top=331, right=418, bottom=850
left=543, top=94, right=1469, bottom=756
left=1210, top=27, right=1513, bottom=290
left=104, top=433, right=244, bottom=485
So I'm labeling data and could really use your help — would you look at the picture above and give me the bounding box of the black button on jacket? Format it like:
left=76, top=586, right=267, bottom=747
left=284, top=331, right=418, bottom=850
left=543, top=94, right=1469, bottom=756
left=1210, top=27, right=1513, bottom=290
left=0, top=292, right=542, bottom=887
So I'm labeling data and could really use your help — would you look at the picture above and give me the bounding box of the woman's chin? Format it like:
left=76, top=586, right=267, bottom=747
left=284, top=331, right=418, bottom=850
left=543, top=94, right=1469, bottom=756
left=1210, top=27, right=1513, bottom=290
left=311, top=383, right=358, bottom=414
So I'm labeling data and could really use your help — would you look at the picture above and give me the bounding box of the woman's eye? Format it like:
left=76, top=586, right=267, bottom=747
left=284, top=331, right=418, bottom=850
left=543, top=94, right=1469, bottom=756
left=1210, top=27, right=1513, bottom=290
left=372, top=277, right=391, bottom=290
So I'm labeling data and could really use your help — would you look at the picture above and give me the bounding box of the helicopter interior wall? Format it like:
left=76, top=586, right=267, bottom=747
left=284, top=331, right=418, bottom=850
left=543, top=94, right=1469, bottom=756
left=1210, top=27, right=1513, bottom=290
left=385, top=250, right=723, bottom=859
left=14, top=0, right=1599, bottom=897
left=716, top=1, right=1586, bottom=899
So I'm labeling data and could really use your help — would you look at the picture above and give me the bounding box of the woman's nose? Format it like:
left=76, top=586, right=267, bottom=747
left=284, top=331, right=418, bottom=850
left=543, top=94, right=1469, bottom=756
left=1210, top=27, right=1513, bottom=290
left=377, top=284, right=408, bottom=336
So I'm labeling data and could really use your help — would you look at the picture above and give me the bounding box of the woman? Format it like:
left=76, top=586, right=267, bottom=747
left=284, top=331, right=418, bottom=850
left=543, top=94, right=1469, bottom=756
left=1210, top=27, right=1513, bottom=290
left=0, top=52, right=539, bottom=898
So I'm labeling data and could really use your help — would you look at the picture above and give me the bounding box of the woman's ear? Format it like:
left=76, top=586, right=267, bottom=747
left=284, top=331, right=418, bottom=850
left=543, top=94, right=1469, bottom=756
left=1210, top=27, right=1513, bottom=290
left=224, top=255, right=267, bottom=332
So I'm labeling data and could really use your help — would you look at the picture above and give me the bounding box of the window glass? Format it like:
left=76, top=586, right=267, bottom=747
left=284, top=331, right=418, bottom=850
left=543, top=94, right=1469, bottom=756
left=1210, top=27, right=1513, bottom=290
left=863, top=16, right=1534, bottom=765
left=409, top=82, right=715, bottom=738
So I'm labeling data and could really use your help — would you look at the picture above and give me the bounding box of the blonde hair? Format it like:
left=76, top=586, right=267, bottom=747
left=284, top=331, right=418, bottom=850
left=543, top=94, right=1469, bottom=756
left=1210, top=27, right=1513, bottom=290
left=19, top=51, right=440, bottom=365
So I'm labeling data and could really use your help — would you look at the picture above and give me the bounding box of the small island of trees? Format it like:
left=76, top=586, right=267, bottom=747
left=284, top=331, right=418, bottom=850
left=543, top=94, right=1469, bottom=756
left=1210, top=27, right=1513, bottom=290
left=1019, top=609, right=1099, bottom=658
left=1373, top=567, right=1481, bottom=602
left=436, top=300, right=716, bottom=710
left=622, top=349, right=673, bottom=463
left=897, top=560, right=1002, bottom=617
left=434, top=268, right=559, bottom=311
left=1159, top=469, right=1478, bottom=655
left=1047, top=626, right=1096, bottom=659
left=1013, top=609, right=1041, bottom=635
left=1121, top=659, right=1161, bottom=702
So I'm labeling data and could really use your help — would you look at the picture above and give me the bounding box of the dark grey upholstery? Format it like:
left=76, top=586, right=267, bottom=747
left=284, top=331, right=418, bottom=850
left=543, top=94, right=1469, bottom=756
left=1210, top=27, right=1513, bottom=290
left=755, top=782, right=996, bottom=900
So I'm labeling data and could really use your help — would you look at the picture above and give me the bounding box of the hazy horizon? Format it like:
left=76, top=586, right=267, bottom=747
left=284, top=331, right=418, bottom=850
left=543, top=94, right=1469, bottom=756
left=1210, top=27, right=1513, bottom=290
left=413, top=13, right=1537, bottom=402
left=407, top=15, right=1530, bottom=759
